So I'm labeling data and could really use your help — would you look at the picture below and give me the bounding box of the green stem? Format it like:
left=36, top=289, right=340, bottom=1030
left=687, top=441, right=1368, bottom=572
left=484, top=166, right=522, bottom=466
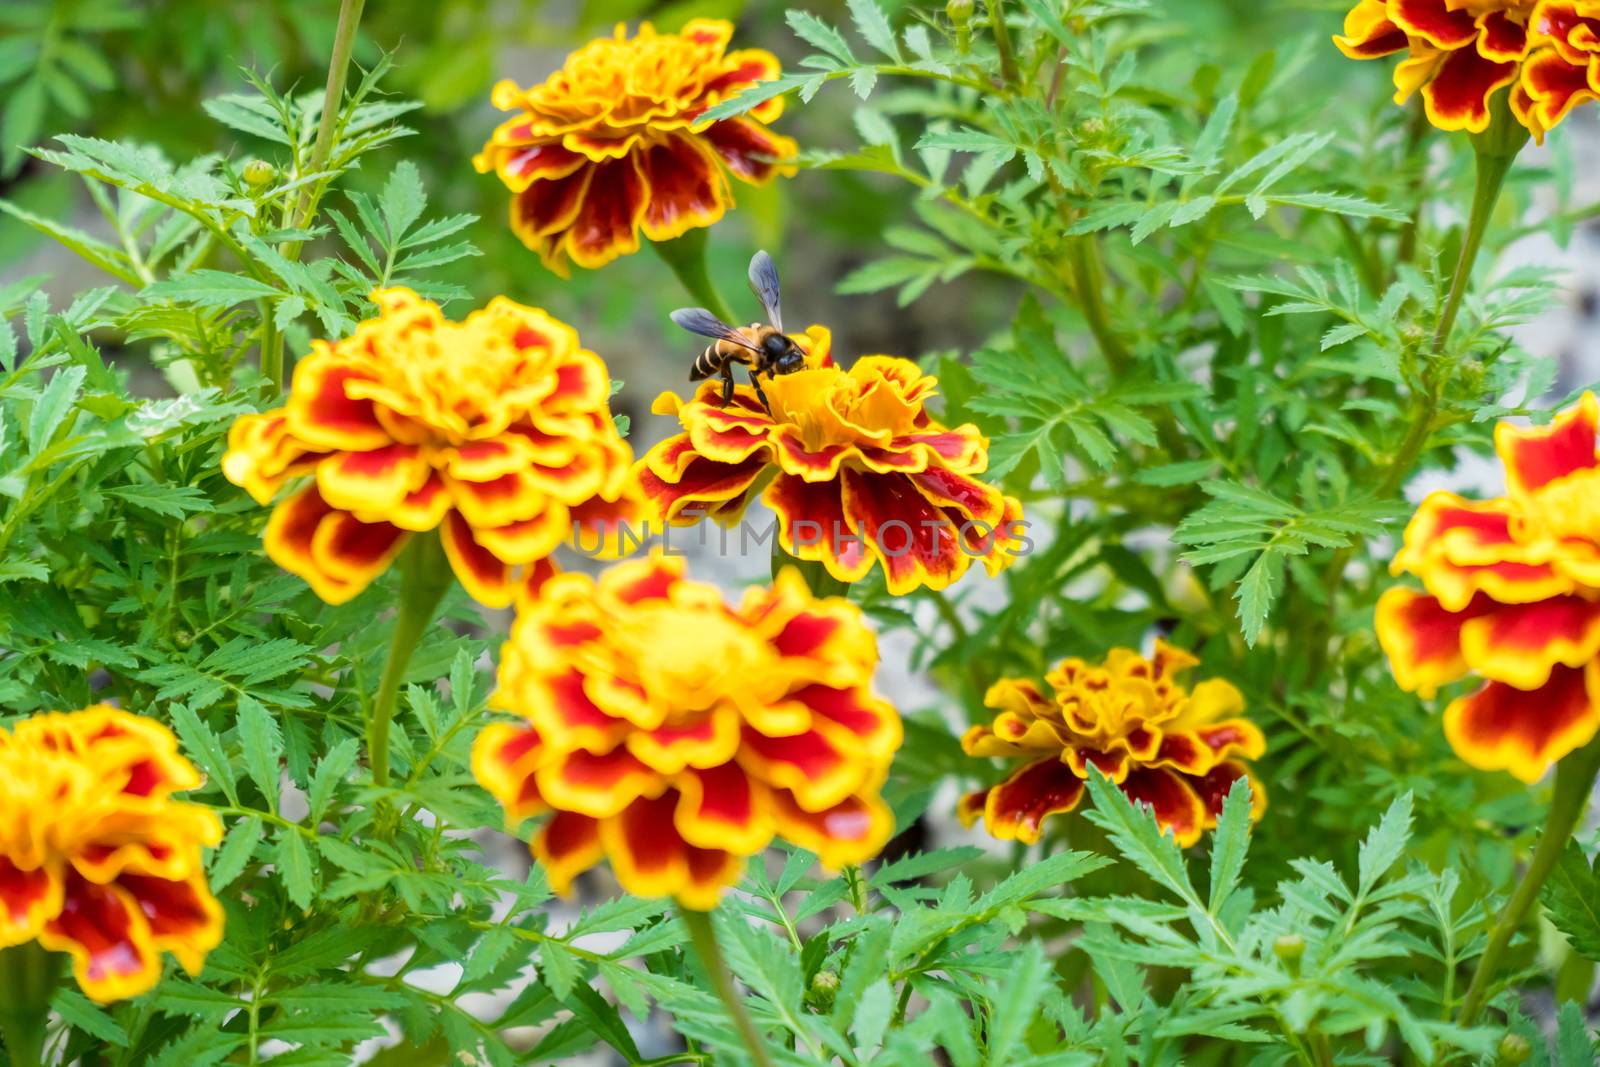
left=0, top=942, right=61, bottom=1067
left=267, top=0, right=366, bottom=390
left=1068, top=236, right=1130, bottom=376
left=984, top=0, right=1018, bottom=89
left=678, top=907, right=778, bottom=1067
left=369, top=533, right=452, bottom=788
left=653, top=229, right=738, bottom=325
left=294, top=0, right=366, bottom=233
left=259, top=305, right=281, bottom=395
left=1430, top=145, right=1516, bottom=358
left=1457, top=735, right=1600, bottom=1026
left=1309, top=120, right=1523, bottom=671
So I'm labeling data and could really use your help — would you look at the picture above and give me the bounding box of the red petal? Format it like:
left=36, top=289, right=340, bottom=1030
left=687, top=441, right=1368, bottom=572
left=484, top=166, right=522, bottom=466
left=704, top=118, right=796, bottom=184
left=1495, top=393, right=1599, bottom=495
left=1391, top=0, right=1478, bottom=47
left=638, top=135, right=729, bottom=242
left=1422, top=48, right=1518, bottom=131
left=980, top=756, right=1085, bottom=845
left=1120, top=768, right=1207, bottom=848
left=1443, top=664, right=1600, bottom=782
left=564, top=157, right=647, bottom=269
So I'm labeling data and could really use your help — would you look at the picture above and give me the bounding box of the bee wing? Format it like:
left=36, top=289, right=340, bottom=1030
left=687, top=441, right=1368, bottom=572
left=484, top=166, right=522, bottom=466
left=747, top=250, right=783, bottom=333
left=670, top=308, right=759, bottom=350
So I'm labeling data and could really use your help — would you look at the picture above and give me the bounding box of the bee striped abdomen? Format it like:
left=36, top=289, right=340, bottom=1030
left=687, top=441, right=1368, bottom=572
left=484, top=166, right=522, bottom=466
left=690, top=337, right=754, bottom=381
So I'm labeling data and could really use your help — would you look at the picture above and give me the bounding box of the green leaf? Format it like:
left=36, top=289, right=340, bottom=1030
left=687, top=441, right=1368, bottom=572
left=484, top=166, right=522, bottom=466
left=847, top=0, right=901, bottom=62
left=1083, top=770, right=1197, bottom=907
left=209, top=815, right=262, bottom=891
left=28, top=363, right=85, bottom=453
left=540, top=941, right=581, bottom=1000
left=52, top=988, right=129, bottom=1047
left=1356, top=791, right=1413, bottom=894
left=1556, top=1000, right=1594, bottom=1065
left=143, top=270, right=281, bottom=307
left=170, top=704, right=238, bottom=804
left=1207, top=776, right=1252, bottom=913
left=237, top=696, right=283, bottom=812
left=1542, top=842, right=1600, bottom=961
left=787, top=10, right=856, bottom=65
left=103, top=483, right=213, bottom=518
left=275, top=831, right=316, bottom=909
left=306, top=737, right=359, bottom=825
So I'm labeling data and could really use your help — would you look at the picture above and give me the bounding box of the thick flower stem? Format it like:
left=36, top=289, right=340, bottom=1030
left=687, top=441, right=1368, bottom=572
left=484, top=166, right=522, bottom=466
left=654, top=229, right=738, bottom=325
left=264, top=0, right=366, bottom=393
left=985, top=0, right=1018, bottom=89
left=678, top=907, right=778, bottom=1067
left=1430, top=139, right=1518, bottom=359
left=0, top=942, right=61, bottom=1067
left=1067, top=235, right=1129, bottom=376
left=1457, top=735, right=1600, bottom=1027
left=369, top=533, right=452, bottom=788
left=296, top=0, right=367, bottom=233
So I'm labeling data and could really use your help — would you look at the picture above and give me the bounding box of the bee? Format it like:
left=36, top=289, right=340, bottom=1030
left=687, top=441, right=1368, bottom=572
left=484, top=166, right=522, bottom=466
left=670, top=250, right=807, bottom=414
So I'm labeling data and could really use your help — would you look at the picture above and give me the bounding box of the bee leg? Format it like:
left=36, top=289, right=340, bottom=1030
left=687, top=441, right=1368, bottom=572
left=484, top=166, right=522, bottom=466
left=749, top=369, right=773, bottom=415
left=716, top=364, right=737, bottom=407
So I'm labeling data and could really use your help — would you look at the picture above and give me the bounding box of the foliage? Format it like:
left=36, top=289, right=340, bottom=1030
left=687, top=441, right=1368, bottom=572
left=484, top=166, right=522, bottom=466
left=2, top=0, right=1599, bottom=1064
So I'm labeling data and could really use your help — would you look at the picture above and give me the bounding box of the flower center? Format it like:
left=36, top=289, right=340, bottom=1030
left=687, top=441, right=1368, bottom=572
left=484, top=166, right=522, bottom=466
left=615, top=606, right=771, bottom=714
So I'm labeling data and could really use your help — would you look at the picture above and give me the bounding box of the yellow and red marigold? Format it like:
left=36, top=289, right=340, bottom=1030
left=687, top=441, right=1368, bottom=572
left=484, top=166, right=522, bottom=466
left=472, top=555, right=900, bottom=908
left=1377, top=393, right=1600, bottom=782
left=959, top=642, right=1267, bottom=848
left=475, top=20, right=796, bottom=274
left=1334, top=0, right=1600, bottom=139
left=0, top=706, right=222, bottom=1003
left=223, top=288, right=642, bottom=609
left=635, top=327, right=1025, bottom=596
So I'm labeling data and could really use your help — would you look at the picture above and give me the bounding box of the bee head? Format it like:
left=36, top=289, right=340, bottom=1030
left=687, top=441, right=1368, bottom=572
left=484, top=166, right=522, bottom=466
left=764, top=333, right=806, bottom=374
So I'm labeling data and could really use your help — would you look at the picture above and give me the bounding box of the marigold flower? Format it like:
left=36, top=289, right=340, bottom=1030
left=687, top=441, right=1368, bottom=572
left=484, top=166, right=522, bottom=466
left=634, top=327, right=1025, bottom=596
left=958, top=642, right=1266, bottom=847
left=222, top=288, right=642, bottom=608
left=1331, top=0, right=1588, bottom=138
left=471, top=555, right=900, bottom=908
left=1377, top=392, right=1600, bottom=782
left=0, top=706, right=223, bottom=1003
left=474, top=20, right=796, bottom=274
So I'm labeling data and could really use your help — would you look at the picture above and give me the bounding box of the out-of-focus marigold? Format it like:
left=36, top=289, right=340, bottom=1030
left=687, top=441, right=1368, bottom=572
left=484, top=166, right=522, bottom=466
left=222, top=288, right=642, bottom=608
left=0, top=706, right=223, bottom=1003
left=1334, top=0, right=1600, bottom=139
left=471, top=555, right=900, bottom=908
left=474, top=20, right=796, bottom=274
left=634, top=327, right=1025, bottom=596
left=959, top=642, right=1266, bottom=848
left=1377, top=392, right=1600, bottom=782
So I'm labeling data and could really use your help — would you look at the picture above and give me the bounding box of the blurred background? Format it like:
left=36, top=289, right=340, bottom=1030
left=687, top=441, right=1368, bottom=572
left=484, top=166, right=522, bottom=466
left=3, top=0, right=1599, bottom=1058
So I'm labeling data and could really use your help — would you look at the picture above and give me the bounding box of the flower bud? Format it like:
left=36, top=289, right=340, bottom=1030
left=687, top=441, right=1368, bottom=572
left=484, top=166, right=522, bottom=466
left=1273, top=934, right=1304, bottom=963
left=1495, top=1033, right=1530, bottom=1065
left=809, top=969, right=839, bottom=1009
left=947, top=0, right=974, bottom=26
left=242, top=160, right=276, bottom=187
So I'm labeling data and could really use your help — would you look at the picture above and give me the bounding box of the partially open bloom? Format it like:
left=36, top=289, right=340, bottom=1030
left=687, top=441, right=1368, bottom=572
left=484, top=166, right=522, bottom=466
left=472, top=555, right=900, bottom=908
left=959, top=643, right=1266, bottom=847
left=474, top=20, right=796, bottom=274
left=1377, top=393, right=1600, bottom=782
left=635, top=328, right=1025, bottom=596
left=1331, top=0, right=1587, bottom=138
left=0, top=706, right=223, bottom=1002
left=222, top=288, right=642, bottom=608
